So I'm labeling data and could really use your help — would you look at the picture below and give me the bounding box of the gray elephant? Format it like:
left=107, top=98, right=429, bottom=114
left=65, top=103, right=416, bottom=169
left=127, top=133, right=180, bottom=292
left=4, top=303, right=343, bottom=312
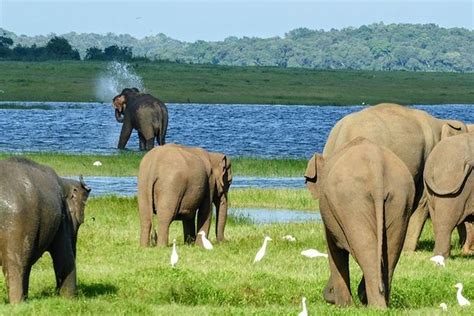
left=424, top=132, right=474, bottom=258
left=112, top=88, right=168, bottom=150
left=137, top=144, right=232, bottom=247
left=305, top=137, right=415, bottom=308
left=0, top=157, right=91, bottom=303
left=323, top=103, right=467, bottom=251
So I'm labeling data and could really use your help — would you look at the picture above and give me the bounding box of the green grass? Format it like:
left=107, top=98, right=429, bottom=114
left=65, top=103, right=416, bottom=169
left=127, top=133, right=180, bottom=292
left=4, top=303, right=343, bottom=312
left=0, top=153, right=308, bottom=177
left=0, top=196, right=471, bottom=314
left=1, top=61, right=473, bottom=105
left=230, top=188, right=317, bottom=211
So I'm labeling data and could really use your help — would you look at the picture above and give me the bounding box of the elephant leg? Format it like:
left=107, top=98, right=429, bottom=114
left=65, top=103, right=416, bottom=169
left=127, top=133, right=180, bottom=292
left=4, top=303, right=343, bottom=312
left=432, top=217, right=456, bottom=258
left=457, top=222, right=467, bottom=248
left=138, top=182, right=153, bottom=247
left=325, top=228, right=352, bottom=307
left=145, top=138, right=154, bottom=151
left=358, top=277, right=367, bottom=305
left=156, top=211, right=173, bottom=247
left=403, top=186, right=428, bottom=252
left=49, top=236, right=76, bottom=298
left=117, top=119, right=133, bottom=150
left=461, top=222, right=474, bottom=255
left=138, top=133, right=146, bottom=151
left=182, top=219, right=196, bottom=244
left=196, top=191, right=212, bottom=247
left=2, top=259, right=31, bottom=304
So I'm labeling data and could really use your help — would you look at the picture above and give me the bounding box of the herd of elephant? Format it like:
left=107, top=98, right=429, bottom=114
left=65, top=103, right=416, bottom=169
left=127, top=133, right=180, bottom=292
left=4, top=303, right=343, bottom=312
left=0, top=88, right=472, bottom=310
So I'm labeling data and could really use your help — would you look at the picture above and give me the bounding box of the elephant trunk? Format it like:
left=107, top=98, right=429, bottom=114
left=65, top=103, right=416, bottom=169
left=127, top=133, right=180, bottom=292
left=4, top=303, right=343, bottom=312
left=215, top=193, right=228, bottom=242
left=115, top=109, right=124, bottom=123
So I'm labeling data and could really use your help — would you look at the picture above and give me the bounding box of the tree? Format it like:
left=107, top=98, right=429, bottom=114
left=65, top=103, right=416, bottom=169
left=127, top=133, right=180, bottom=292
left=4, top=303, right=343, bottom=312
left=85, top=47, right=104, bottom=60
left=45, top=36, right=80, bottom=60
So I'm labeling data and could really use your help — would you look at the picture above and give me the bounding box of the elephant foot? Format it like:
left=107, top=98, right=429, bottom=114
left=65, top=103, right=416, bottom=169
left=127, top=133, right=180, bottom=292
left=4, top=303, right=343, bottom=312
left=323, top=282, right=335, bottom=304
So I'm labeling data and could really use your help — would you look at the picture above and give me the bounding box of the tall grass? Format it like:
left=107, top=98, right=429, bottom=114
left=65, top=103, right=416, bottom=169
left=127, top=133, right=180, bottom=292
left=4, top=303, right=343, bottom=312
left=1, top=61, right=473, bottom=105
left=0, top=153, right=307, bottom=177
left=0, top=196, right=471, bottom=314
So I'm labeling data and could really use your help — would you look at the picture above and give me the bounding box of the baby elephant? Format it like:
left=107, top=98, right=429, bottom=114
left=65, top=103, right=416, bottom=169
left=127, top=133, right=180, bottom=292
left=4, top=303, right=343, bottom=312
left=305, top=137, right=415, bottom=309
left=138, top=144, right=232, bottom=247
left=424, top=132, right=474, bottom=258
left=0, top=157, right=91, bottom=303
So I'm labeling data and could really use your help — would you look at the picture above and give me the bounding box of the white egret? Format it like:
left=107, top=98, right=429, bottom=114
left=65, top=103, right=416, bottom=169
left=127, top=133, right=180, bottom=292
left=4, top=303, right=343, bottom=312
left=430, top=255, right=445, bottom=267
left=93, top=161, right=103, bottom=167
left=454, top=283, right=471, bottom=307
left=198, top=231, right=213, bottom=250
left=439, top=302, right=448, bottom=311
left=170, top=239, right=178, bottom=268
left=301, top=249, right=328, bottom=258
left=282, top=235, right=296, bottom=242
left=298, top=296, right=308, bottom=316
left=254, top=236, right=272, bottom=263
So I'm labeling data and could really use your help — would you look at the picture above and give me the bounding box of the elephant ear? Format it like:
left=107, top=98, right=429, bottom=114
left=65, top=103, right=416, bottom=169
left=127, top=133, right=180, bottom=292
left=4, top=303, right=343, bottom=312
left=304, top=153, right=324, bottom=183
left=424, top=137, right=473, bottom=195
left=441, top=120, right=467, bottom=139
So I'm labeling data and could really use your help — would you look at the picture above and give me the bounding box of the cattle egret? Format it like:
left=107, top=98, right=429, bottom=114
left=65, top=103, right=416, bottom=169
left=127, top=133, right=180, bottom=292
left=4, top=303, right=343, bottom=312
left=301, top=249, right=328, bottom=258
left=170, top=239, right=178, bottom=268
left=454, top=283, right=471, bottom=307
left=282, top=235, right=296, bottom=242
left=298, top=296, right=308, bottom=316
left=93, top=161, right=102, bottom=167
left=439, top=303, right=448, bottom=311
left=254, top=236, right=272, bottom=263
left=198, top=231, right=213, bottom=250
left=430, top=255, right=445, bottom=267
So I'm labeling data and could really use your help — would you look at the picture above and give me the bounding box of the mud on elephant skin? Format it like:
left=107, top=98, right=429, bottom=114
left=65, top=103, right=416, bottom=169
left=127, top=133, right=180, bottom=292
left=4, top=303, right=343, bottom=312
left=112, top=87, right=168, bottom=150
left=137, top=144, right=232, bottom=248
left=0, top=157, right=91, bottom=303
left=305, top=137, right=415, bottom=308
left=424, top=132, right=474, bottom=258
left=322, top=103, right=468, bottom=252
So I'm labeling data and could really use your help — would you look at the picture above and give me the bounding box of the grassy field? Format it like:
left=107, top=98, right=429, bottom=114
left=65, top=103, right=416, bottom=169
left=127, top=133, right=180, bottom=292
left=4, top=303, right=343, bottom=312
left=1, top=61, right=473, bottom=105
left=0, top=196, right=471, bottom=314
left=0, top=153, right=307, bottom=177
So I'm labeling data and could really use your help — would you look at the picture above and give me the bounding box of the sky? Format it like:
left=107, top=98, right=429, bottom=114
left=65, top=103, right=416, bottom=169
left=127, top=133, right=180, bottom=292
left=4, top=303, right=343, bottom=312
left=0, top=0, right=472, bottom=42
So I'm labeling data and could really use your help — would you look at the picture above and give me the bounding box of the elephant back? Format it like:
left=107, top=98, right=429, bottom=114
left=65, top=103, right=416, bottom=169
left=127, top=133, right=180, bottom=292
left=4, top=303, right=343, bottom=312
left=424, top=133, right=474, bottom=196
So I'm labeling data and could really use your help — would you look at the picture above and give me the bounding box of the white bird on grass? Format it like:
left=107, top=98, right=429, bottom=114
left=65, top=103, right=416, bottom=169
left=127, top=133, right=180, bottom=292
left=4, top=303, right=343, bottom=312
left=93, top=160, right=102, bottom=167
left=254, top=236, right=272, bottom=263
left=439, top=302, right=448, bottom=311
left=430, top=255, right=445, bottom=267
left=454, top=283, right=471, bottom=307
left=170, top=239, right=178, bottom=268
left=298, top=296, right=308, bottom=316
left=198, top=231, right=213, bottom=250
left=301, top=249, right=328, bottom=258
left=282, top=235, right=296, bottom=242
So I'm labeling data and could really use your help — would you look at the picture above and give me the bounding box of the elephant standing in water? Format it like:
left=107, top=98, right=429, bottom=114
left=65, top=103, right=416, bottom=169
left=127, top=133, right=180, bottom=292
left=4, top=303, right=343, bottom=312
left=305, top=138, right=415, bottom=308
left=112, top=88, right=168, bottom=150
left=137, top=144, right=232, bottom=247
left=424, top=132, right=474, bottom=258
left=323, top=103, right=467, bottom=251
left=0, top=157, right=91, bottom=303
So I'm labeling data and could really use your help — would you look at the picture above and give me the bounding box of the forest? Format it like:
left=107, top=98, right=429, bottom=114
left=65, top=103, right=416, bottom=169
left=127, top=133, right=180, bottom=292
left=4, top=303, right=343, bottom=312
left=1, top=23, right=473, bottom=72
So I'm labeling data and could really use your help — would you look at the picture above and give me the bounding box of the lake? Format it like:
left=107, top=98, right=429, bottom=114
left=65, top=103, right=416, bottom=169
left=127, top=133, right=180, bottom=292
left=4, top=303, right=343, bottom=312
left=1, top=102, right=472, bottom=158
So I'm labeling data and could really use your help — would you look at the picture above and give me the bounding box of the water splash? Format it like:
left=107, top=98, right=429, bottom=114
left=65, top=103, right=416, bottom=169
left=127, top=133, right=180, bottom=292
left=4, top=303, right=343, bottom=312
left=95, top=61, right=145, bottom=103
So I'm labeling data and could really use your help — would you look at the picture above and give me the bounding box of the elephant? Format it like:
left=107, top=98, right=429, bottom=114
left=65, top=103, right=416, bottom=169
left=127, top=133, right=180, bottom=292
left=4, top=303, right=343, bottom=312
left=323, top=103, right=467, bottom=252
left=305, top=137, right=415, bottom=308
left=0, top=157, right=91, bottom=303
left=137, top=144, right=232, bottom=247
left=112, top=87, right=168, bottom=150
left=423, top=132, right=474, bottom=258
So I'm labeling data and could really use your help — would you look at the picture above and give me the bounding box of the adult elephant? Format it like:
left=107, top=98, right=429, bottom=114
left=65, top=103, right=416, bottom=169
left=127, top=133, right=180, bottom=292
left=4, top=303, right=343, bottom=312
left=323, top=103, right=468, bottom=251
left=112, top=88, right=168, bottom=150
left=305, top=138, right=415, bottom=308
left=0, top=157, right=91, bottom=303
left=137, top=144, right=232, bottom=247
left=424, top=132, right=474, bottom=258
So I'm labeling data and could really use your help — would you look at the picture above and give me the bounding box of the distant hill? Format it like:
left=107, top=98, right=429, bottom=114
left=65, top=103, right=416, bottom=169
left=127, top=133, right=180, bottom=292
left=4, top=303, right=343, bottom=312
left=1, top=23, right=473, bottom=72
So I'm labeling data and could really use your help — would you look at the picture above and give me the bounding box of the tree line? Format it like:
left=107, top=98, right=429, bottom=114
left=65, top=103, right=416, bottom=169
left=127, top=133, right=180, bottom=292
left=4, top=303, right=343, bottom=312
left=1, top=23, right=473, bottom=72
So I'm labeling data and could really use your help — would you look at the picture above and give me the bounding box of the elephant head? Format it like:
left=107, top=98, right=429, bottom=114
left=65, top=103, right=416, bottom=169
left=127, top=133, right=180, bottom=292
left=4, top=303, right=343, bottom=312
left=209, top=152, right=233, bottom=242
left=112, top=87, right=140, bottom=123
left=305, top=153, right=325, bottom=200
left=61, top=176, right=91, bottom=250
left=424, top=134, right=474, bottom=196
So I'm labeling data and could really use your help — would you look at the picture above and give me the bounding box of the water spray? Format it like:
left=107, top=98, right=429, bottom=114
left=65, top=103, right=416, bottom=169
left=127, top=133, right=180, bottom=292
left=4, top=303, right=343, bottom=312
left=95, top=61, right=145, bottom=103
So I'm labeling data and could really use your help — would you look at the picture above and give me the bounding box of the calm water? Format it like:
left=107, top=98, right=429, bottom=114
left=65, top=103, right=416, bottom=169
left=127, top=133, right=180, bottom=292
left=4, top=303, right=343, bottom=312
left=1, top=102, right=472, bottom=158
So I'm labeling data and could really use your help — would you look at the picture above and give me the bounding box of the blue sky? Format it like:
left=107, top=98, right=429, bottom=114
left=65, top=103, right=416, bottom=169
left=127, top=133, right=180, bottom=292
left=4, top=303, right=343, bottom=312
left=0, top=1, right=472, bottom=42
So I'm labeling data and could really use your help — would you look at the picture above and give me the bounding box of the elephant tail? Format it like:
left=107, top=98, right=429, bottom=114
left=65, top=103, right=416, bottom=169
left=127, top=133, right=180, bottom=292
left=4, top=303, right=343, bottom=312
left=374, top=165, right=387, bottom=299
